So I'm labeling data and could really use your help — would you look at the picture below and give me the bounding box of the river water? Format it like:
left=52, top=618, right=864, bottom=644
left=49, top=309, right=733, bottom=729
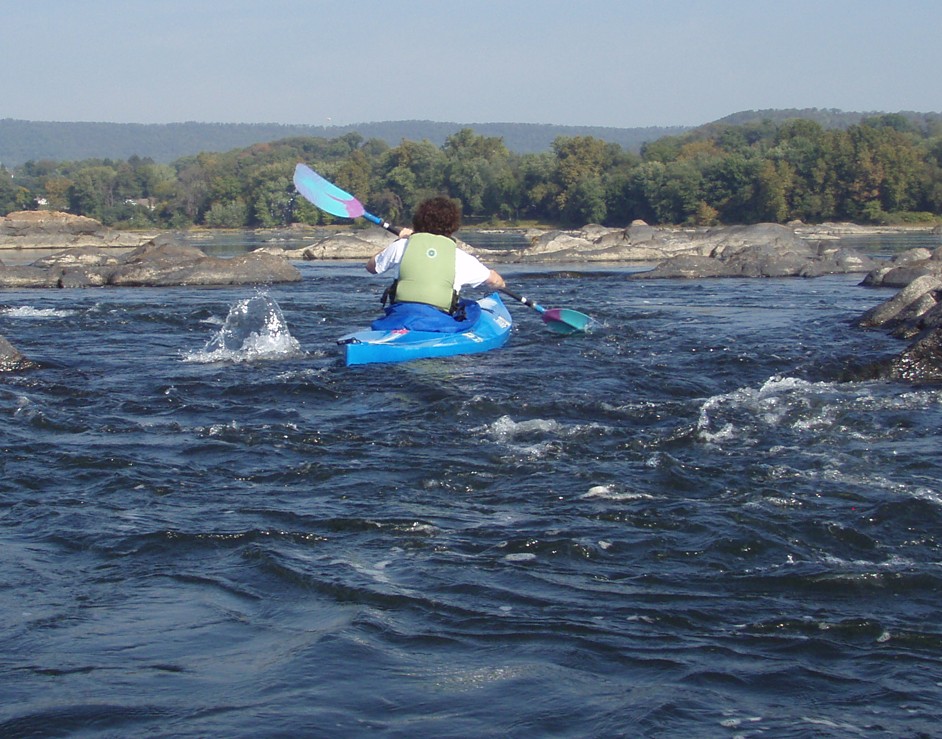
left=1, top=233, right=941, bottom=736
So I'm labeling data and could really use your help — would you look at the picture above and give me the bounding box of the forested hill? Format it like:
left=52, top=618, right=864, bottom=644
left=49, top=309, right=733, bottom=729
left=0, top=119, right=688, bottom=166
left=4, top=109, right=938, bottom=167
left=713, top=108, right=942, bottom=130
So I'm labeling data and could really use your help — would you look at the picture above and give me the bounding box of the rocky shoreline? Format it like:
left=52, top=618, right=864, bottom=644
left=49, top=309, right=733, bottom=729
left=2, top=210, right=941, bottom=381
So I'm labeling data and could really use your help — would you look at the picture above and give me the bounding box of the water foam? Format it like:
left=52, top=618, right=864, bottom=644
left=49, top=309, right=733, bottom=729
left=183, top=292, right=303, bottom=363
left=1, top=306, right=76, bottom=318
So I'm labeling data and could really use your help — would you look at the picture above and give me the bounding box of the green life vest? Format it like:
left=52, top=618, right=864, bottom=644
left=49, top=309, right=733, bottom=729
left=393, top=233, right=458, bottom=312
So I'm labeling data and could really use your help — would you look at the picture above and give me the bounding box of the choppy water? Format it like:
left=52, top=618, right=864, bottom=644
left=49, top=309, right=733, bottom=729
left=2, top=236, right=942, bottom=737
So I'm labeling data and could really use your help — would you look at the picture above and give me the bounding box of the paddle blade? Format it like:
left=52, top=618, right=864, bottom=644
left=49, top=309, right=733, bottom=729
left=541, top=308, right=591, bottom=335
left=293, top=163, right=365, bottom=219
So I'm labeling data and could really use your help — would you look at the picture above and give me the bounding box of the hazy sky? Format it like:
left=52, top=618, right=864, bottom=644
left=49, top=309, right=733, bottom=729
left=3, top=0, right=940, bottom=128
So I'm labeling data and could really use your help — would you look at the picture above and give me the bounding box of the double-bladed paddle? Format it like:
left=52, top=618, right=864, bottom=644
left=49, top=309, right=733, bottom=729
left=293, top=163, right=591, bottom=334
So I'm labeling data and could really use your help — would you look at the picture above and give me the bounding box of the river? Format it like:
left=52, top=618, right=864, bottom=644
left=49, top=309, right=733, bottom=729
left=1, top=232, right=940, bottom=736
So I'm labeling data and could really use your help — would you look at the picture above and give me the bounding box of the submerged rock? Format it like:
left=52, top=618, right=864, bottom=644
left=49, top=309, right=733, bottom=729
left=0, top=334, right=36, bottom=372
left=888, top=328, right=942, bottom=383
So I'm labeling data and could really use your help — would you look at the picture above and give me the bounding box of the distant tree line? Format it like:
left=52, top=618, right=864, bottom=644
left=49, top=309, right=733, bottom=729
left=2, top=114, right=941, bottom=229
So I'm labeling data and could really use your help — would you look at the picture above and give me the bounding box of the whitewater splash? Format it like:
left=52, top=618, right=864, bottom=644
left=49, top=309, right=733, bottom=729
left=184, top=292, right=302, bottom=363
left=1, top=306, right=76, bottom=318
left=696, top=374, right=942, bottom=446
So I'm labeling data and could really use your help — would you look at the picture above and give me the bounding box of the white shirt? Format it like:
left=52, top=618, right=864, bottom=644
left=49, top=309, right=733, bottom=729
left=372, top=237, right=492, bottom=291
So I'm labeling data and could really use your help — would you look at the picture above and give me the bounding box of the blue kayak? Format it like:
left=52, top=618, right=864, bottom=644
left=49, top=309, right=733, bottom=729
left=337, top=293, right=512, bottom=366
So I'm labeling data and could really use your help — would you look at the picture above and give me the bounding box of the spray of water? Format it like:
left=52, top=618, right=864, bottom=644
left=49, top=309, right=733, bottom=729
left=184, top=292, right=302, bottom=363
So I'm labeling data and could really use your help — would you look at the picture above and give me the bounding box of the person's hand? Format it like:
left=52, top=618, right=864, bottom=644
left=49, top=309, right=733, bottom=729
left=398, top=227, right=413, bottom=238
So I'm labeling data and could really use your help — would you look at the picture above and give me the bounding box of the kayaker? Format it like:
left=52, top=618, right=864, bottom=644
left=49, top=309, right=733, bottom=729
left=365, top=196, right=506, bottom=332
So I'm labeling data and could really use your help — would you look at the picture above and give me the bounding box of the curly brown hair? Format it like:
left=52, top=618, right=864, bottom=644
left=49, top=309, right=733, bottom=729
left=412, top=197, right=461, bottom=236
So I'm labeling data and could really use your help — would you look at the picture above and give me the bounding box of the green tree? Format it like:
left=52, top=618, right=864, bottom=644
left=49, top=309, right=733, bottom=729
left=249, top=163, right=295, bottom=227
left=42, top=176, right=73, bottom=211
left=551, top=136, right=614, bottom=218
left=379, top=139, right=446, bottom=214
left=442, top=129, right=512, bottom=217
left=68, top=165, right=117, bottom=220
left=702, top=154, right=759, bottom=223
left=168, top=158, right=213, bottom=224
left=755, top=159, right=791, bottom=222
left=515, top=152, right=557, bottom=222
left=204, top=199, right=248, bottom=228
left=658, top=160, right=704, bottom=223
left=565, top=175, right=607, bottom=224
left=334, top=149, right=373, bottom=206
left=0, top=167, right=32, bottom=215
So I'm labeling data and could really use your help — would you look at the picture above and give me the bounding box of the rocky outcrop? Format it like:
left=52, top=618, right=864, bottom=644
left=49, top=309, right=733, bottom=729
left=258, top=228, right=483, bottom=261
left=501, top=222, right=878, bottom=278
left=0, top=334, right=36, bottom=372
left=860, top=245, right=942, bottom=287
left=257, top=231, right=390, bottom=261
left=0, top=210, right=156, bottom=249
left=631, top=223, right=878, bottom=279
left=856, top=271, right=942, bottom=383
left=0, top=236, right=301, bottom=288
left=858, top=274, right=942, bottom=338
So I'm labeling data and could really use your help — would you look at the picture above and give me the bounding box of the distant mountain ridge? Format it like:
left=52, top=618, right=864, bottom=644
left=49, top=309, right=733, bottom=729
left=2, top=109, right=939, bottom=166
left=0, top=119, right=688, bottom=166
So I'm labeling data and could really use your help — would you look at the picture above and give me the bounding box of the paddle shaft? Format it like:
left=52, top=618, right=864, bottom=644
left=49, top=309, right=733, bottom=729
left=498, top=288, right=545, bottom=314
left=363, top=212, right=402, bottom=237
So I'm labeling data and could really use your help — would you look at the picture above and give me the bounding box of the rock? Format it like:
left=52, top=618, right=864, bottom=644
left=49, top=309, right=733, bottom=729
left=0, top=265, right=60, bottom=288
left=107, top=243, right=302, bottom=286
left=888, top=328, right=942, bottom=382
left=861, top=246, right=942, bottom=287
left=507, top=222, right=878, bottom=277
left=0, top=237, right=302, bottom=288
left=299, top=233, right=384, bottom=260
left=522, top=230, right=599, bottom=259
left=0, top=334, right=36, bottom=372
left=631, top=254, right=738, bottom=279
left=0, top=210, right=156, bottom=249
left=631, top=223, right=878, bottom=279
left=856, top=273, right=942, bottom=382
left=268, top=228, right=481, bottom=262
left=32, top=245, right=124, bottom=269
left=858, top=274, right=942, bottom=332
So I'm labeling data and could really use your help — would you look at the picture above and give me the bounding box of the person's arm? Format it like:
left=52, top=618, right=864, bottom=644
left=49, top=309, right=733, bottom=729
left=366, top=234, right=411, bottom=274
left=484, top=269, right=506, bottom=290
left=456, top=249, right=505, bottom=291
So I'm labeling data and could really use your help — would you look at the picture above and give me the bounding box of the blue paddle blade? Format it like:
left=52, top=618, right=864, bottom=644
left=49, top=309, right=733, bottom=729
left=293, top=163, right=365, bottom=219
left=542, top=308, right=591, bottom=334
